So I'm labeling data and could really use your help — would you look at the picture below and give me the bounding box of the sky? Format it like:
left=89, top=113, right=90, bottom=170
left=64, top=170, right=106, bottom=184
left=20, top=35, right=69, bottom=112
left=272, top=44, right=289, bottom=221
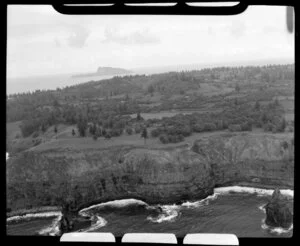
left=7, top=5, right=294, bottom=78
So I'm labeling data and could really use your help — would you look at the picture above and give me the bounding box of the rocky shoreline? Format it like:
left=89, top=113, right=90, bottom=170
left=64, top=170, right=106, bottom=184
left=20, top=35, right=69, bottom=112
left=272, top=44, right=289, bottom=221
left=7, top=183, right=293, bottom=219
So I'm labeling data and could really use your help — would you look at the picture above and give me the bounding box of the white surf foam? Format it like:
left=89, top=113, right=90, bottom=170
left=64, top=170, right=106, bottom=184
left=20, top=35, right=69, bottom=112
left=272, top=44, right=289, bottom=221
left=147, top=204, right=180, bottom=223
left=258, top=204, right=266, bottom=213
left=38, top=214, right=62, bottom=236
left=147, top=193, right=219, bottom=223
left=79, top=215, right=108, bottom=232
left=261, top=219, right=293, bottom=235
left=181, top=193, right=219, bottom=208
left=7, top=211, right=62, bottom=223
left=214, top=186, right=294, bottom=198
left=79, top=198, right=148, bottom=214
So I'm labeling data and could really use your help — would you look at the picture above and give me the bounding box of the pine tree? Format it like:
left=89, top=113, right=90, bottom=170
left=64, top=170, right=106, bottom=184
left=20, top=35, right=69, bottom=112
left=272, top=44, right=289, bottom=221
left=141, top=127, right=148, bottom=144
left=137, top=112, right=143, bottom=121
left=41, top=124, right=46, bottom=133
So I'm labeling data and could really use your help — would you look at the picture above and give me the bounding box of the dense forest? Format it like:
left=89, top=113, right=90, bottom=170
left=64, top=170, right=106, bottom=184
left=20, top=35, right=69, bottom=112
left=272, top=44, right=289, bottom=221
left=6, top=64, right=294, bottom=150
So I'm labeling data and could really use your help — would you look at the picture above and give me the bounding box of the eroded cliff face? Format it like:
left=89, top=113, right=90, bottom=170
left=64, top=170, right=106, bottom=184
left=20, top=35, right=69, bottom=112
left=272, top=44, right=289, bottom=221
left=6, top=146, right=214, bottom=210
left=191, top=133, right=294, bottom=188
left=6, top=133, right=294, bottom=211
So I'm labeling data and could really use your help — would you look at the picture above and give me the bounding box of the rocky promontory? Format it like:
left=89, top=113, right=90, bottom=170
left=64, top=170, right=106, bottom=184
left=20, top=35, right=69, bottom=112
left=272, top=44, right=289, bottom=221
left=72, top=67, right=132, bottom=78
left=265, top=188, right=293, bottom=228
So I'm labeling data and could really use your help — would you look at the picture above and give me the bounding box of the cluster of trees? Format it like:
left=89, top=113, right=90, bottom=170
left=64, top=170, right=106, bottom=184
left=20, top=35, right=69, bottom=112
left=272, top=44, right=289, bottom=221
left=72, top=112, right=147, bottom=141
left=7, top=64, right=293, bottom=140
left=147, top=100, right=286, bottom=144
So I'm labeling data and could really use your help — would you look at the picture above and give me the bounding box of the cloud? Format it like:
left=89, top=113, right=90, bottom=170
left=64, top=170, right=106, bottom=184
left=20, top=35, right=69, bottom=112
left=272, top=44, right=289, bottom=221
left=54, top=38, right=61, bottom=48
left=230, top=21, right=246, bottom=38
left=102, top=27, right=160, bottom=45
left=67, top=25, right=90, bottom=48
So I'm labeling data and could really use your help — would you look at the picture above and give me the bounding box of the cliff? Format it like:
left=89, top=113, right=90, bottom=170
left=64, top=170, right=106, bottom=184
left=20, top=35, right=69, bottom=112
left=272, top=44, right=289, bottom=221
left=6, top=133, right=294, bottom=211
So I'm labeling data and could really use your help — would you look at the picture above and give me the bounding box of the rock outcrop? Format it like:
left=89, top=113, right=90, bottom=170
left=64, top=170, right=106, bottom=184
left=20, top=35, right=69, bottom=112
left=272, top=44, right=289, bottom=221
left=58, top=199, right=91, bottom=234
left=72, top=67, right=131, bottom=78
left=6, top=133, right=294, bottom=211
left=265, top=188, right=293, bottom=228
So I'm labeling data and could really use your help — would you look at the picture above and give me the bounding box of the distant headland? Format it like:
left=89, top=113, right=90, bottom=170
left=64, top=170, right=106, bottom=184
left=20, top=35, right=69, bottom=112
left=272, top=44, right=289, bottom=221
left=72, top=67, right=132, bottom=78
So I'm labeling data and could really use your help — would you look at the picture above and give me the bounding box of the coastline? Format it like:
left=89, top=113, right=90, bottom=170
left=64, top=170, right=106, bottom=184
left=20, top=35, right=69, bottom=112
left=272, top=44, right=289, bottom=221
left=6, top=183, right=293, bottom=219
left=7, top=206, right=61, bottom=219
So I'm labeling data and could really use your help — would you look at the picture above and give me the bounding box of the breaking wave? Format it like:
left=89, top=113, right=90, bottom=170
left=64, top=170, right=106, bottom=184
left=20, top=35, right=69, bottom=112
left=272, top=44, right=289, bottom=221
left=214, top=186, right=294, bottom=198
left=147, top=204, right=180, bottom=223
left=7, top=211, right=62, bottom=223
left=79, top=198, right=150, bottom=215
left=261, top=219, right=293, bottom=235
left=181, top=193, right=219, bottom=208
left=78, top=216, right=108, bottom=232
left=147, top=193, right=219, bottom=223
left=38, top=214, right=62, bottom=236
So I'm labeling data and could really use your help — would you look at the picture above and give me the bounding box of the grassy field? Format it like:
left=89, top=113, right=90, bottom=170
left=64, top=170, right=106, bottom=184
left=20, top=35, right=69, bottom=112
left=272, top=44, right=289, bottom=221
left=30, top=128, right=294, bottom=152
left=129, top=108, right=222, bottom=120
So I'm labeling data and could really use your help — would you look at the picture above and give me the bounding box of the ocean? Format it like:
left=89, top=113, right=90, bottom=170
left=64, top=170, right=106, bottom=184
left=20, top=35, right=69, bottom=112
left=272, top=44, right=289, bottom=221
left=6, top=187, right=293, bottom=238
left=6, top=73, right=132, bottom=95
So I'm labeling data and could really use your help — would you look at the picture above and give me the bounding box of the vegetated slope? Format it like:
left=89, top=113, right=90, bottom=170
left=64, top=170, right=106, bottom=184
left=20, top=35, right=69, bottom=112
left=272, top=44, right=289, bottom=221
left=6, top=132, right=294, bottom=211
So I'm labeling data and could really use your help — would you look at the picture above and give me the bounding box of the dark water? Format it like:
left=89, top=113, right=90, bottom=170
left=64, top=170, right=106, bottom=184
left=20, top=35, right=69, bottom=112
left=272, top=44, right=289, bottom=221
left=6, top=192, right=293, bottom=237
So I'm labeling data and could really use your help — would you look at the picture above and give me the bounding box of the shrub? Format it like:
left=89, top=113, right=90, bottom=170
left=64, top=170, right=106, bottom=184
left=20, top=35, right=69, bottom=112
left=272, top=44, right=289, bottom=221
left=177, top=134, right=184, bottom=142
left=215, top=120, right=225, bottom=130
left=134, top=124, right=142, bottom=134
left=141, top=127, right=149, bottom=140
left=276, top=117, right=286, bottom=132
left=104, top=132, right=111, bottom=139
left=168, top=134, right=184, bottom=143
left=263, top=122, right=274, bottom=132
left=181, top=125, right=192, bottom=137
left=241, top=122, right=252, bottom=131
left=20, top=119, right=42, bottom=138
left=125, top=127, right=133, bottom=135
left=167, top=135, right=177, bottom=143
left=159, top=134, right=169, bottom=144
left=77, top=120, right=88, bottom=137
left=285, top=125, right=294, bottom=132
left=228, top=124, right=242, bottom=132
left=136, top=112, right=143, bottom=121
left=281, top=141, right=289, bottom=150
left=203, top=123, right=217, bottom=131
left=151, top=128, right=161, bottom=138
left=111, top=128, right=122, bottom=137
left=192, top=124, right=204, bottom=133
